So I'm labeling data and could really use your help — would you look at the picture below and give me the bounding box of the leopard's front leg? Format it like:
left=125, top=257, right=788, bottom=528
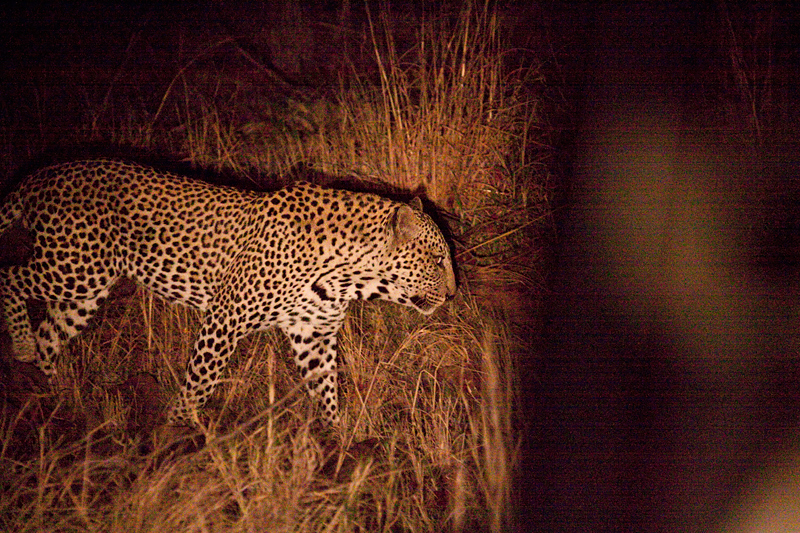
left=284, top=320, right=344, bottom=424
left=168, top=310, right=242, bottom=425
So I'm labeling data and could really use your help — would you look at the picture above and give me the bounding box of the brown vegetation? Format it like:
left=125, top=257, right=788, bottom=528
left=0, top=2, right=550, bottom=531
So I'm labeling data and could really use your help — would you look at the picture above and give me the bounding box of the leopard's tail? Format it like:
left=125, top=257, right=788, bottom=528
left=0, top=187, right=24, bottom=236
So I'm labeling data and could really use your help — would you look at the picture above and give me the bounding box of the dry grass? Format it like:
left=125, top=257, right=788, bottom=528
left=300, top=3, right=545, bottom=213
left=717, top=0, right=776, bottom=150
left=1, top=291, right=515, bottom=533
left=1, top=2, right=547, bottom=531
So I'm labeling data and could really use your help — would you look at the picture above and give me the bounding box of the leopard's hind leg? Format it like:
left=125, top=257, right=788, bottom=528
left=33, top=294, right=111, bottom=375
left=0, top=267, right=37, bottom=366
left=0, top=263, right=116, bottom=377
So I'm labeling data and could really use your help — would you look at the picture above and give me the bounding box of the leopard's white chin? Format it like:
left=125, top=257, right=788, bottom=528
left=410, top=294, right=441, bottom=315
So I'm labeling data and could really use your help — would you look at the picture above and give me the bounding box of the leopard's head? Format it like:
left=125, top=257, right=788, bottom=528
left=382, top=198, right=456, bottom=315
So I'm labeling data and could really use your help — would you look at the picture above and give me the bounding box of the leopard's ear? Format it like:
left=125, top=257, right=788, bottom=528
left=409, top=196, right=423, bottom=212
left=389, top=204, right=422, bottom=249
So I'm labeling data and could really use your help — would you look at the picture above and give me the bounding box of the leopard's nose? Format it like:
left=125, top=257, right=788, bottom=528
left=445, top=263, right=457, bottom=298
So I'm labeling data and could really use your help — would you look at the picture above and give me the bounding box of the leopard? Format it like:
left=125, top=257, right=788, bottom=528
left=0, top=159, right=456, bottom=425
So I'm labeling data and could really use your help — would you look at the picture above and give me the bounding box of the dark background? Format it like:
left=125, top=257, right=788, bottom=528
left=523, top=1, right=800, bottom=531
